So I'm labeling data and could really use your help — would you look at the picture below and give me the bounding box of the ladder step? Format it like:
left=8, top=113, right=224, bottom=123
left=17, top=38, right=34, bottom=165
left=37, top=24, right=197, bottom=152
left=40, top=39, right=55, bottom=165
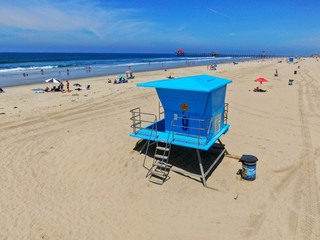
left=149, top=177, right=164, bottom=185
left=156, top=146, right=170, bottom=151
left=150, top=170, right=166, bottom=177
left=154, top=154, right=168, bottom=160
left=153, top=162, right=168, bottom=168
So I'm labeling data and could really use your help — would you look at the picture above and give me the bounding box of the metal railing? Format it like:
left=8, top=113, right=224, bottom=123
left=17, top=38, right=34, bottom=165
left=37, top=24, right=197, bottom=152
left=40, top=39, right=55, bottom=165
left=224, top=103, right=229, bottom=125
left=130, top=107, right=158, bottom=137
left=172, top=116, right=214, bottom=146
left=158, top=102, right=165, bottom=120
left=130, top=104, right=229, bottom=147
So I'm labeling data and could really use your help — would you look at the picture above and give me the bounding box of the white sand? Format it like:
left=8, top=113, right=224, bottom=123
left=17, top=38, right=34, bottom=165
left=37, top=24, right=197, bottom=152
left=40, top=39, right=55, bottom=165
left=0, top=58, right=319, bottom=239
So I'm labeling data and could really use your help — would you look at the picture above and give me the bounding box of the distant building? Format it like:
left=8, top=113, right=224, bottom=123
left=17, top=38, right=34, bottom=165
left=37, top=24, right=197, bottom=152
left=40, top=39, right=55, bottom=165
left=212, top=52, right=219, bottom=57
left=176, top=49, right=184, bottom=56
left=311, top=54, right=319, bottom=58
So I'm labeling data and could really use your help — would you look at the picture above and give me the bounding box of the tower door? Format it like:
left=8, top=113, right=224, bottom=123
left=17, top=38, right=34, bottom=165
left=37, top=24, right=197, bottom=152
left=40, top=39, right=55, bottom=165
left=180, top=114, right=191, bottom=135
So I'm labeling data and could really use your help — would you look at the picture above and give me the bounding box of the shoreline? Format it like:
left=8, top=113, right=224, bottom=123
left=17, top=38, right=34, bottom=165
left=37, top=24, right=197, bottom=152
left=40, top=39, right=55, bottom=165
left=1, top=57, right=280, bottom=89
left=0, top=55, right=262, bottom=88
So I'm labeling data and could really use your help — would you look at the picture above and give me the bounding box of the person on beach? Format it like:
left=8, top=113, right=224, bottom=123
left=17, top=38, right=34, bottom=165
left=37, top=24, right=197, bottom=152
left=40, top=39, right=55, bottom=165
left=66, top=80, right=70, bottom=91
left=0, top=87, right=5, bottom=93
left=58, top=82, right=64, bottom=92
left=254, top=86, right=267, bottom=92
left=42, top=87, right=50, bottom=92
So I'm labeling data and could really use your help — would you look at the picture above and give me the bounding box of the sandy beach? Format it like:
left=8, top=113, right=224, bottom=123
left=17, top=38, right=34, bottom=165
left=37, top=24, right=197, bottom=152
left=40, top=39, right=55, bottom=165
left=0, top=58, right=319, bottom=239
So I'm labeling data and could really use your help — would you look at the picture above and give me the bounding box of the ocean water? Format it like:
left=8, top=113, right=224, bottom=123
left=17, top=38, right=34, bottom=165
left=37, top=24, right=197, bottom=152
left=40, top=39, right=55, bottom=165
left=0, top=52, right=243, bottom=87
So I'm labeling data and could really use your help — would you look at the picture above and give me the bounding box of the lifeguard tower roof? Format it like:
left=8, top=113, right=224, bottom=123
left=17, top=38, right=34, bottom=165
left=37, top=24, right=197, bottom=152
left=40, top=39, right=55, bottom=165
left=137, top=74, right=232, bottom=92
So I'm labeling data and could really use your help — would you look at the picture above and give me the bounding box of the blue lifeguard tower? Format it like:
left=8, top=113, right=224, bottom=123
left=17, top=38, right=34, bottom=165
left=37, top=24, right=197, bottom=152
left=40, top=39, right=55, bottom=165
left=130, top=74, right=232, bottom=187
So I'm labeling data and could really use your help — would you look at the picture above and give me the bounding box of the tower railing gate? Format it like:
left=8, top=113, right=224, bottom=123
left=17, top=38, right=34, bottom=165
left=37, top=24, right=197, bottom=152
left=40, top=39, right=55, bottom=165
left=130, top=107, right=158, bottom=138
left=172, top=116, right=214, bottom=147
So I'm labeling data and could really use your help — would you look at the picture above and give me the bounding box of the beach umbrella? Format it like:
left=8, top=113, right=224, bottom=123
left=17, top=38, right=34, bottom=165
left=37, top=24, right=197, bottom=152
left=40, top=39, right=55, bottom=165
left=119, top=75, right=126, bottom=78
left=73, top=83, right=81, bottom=87
left=45, top=78, right=61, bottom=83
left=254, top=78, right=268, bottom=87
left=254, top=78, right=268, bottom=83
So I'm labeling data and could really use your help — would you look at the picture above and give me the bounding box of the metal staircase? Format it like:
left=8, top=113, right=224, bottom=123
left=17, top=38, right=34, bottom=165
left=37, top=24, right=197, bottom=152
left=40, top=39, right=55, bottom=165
left=148, top=141, right=172, bottom=185
left=146, top=121, right=173, bottom=185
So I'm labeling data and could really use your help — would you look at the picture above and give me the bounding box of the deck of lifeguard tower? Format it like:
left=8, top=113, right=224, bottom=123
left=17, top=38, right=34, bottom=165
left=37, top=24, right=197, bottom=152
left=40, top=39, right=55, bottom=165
left=129, top=111, right=230, bottom=151
left=129, top=74, right=232, bottom=186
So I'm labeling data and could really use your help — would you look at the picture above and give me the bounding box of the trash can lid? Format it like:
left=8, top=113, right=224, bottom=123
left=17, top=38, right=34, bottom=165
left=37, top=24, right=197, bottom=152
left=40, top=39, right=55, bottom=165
left=240, top=154, right=258, bottom=163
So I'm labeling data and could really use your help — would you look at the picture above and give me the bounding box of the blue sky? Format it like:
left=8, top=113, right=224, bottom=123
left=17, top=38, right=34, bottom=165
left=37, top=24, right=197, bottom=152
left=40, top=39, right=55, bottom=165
left=0, top=0, right=319, bottom=55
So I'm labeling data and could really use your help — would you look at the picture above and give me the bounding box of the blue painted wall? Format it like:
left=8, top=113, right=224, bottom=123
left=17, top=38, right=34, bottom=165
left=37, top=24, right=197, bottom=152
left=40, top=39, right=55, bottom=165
left=157, top=85, right=227, bottom=140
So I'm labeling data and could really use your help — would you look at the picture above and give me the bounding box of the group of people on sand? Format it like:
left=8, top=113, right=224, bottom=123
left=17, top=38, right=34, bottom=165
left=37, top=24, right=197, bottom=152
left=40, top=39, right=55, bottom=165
left=108, top=72, right=135, bottom=84
left=207, top=64, right=217, bottom=70
left=41, top=80, right=87, bottom=93
left=125, top=72, right=134, bottom=79
left=43, top=81, right=66, bottom=92
left=113, top=77, right=128, bottom=84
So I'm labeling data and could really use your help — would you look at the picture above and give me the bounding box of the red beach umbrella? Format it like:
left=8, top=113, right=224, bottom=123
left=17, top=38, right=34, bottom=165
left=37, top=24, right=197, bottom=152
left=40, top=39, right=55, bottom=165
left=254, top=78, right=268, bottom=83
left=254, top=78, right=268, bottom=87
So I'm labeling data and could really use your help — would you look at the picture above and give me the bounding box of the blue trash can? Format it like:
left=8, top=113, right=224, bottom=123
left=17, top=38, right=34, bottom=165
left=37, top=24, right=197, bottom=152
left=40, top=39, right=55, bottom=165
left=239, top=155, right=258, bottom=181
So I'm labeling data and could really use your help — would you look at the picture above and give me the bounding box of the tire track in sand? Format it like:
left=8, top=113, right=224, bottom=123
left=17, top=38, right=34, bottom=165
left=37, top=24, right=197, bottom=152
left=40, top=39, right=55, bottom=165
left=294, top=69, right=320, bottom=240
left=0, top=91, right=155, bottom=142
